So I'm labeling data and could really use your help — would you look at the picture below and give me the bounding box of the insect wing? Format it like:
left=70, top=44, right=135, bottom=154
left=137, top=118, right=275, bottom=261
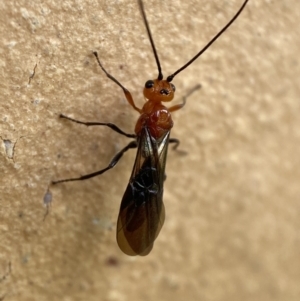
left=117, top=127, right=169, bottom=256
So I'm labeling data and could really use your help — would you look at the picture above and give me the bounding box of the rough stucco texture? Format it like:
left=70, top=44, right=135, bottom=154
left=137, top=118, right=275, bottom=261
left=1, top=0, right=300, bottom=300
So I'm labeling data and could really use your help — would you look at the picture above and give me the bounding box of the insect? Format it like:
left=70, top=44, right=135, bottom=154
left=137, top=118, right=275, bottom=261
left=51, top=0, right=249, bottom=255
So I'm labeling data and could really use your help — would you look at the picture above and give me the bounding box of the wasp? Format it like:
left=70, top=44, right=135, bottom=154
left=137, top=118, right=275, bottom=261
left=52, top=0, right=249, bottom=255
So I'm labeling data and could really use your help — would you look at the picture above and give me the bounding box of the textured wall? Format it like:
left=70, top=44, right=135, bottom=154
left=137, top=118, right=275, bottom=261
left=1, top=0, right=300, bottom=300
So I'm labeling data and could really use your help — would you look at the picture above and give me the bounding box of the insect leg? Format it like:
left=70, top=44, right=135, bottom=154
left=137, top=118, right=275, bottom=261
left=169, top=138, right=180, bottom=150
left=163, top=138, right=180, bottom=182
left=93, top=52, right=142, bottom=113
left=169, top=84, right=202, bottom=112
left=169, top=137, right=187, bottom=155
left=59, top=114, right=136, bottom=138
left=52, top=140, right=137, bottom=185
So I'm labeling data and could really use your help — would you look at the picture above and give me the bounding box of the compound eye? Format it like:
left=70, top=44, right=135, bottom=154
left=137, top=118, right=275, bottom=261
left=145, top=80, right=154, bottom=89
left=170, top=83, right=176, bottom=92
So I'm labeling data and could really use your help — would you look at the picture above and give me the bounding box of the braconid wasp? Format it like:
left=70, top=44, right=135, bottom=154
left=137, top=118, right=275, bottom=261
left=51, top=0, right=249, bottom=256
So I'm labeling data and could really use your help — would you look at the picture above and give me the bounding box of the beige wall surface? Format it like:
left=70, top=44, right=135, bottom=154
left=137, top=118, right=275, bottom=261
left=1, top=0, right=300, bottom=300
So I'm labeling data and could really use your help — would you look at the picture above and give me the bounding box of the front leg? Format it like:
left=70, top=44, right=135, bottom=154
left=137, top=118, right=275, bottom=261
left=93, top=51, right=142, bottom=113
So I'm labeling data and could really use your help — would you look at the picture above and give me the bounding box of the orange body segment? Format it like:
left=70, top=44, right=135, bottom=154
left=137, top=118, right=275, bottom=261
left=135, top=101, right=173, bottom=139
left=135, top=79, right=175, bottom=139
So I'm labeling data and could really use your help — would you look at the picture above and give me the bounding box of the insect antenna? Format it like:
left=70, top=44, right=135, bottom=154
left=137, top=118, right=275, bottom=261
left=138, top=0, right=163, bottom=80
left=167, top=0, right=249, bottom=82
